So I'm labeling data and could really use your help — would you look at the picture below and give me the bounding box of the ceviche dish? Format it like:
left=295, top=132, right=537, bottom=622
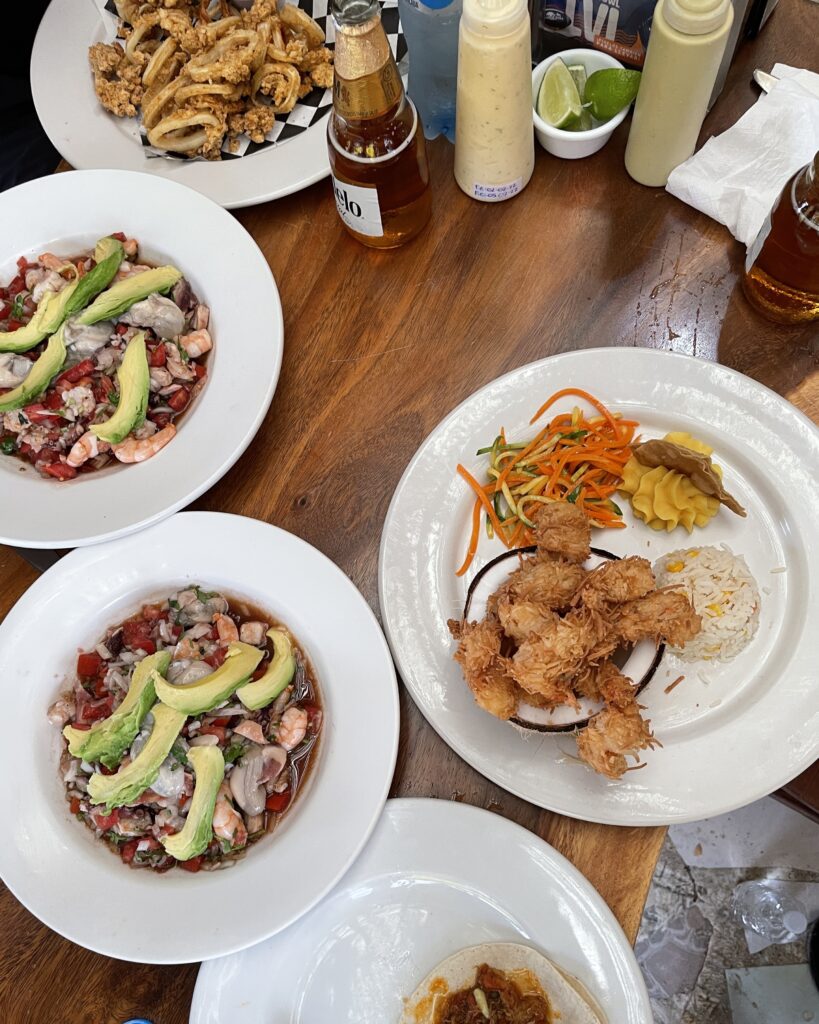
left=0, top=234, right=211, bottom=480
left=48, top=588, right=322, bottom=872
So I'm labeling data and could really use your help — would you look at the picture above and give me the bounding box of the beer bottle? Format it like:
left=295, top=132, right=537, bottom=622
left=742, top=152, right=819, bottom=325
left=328, top=0, right=432, bottom=248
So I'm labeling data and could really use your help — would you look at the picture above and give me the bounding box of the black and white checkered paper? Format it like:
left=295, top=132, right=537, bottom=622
left=101, top=0, right=407, bottom=161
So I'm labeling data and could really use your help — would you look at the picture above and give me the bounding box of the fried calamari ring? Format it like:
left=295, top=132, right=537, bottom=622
left=147, top=107, right=222, bottom=152
left=143, top=36, right=179, bottom=87
left=278, top=4, right=325, bottom=48
left=251, top=61, right=300, bottom=114
left=141, top=74, right=187, bottom=128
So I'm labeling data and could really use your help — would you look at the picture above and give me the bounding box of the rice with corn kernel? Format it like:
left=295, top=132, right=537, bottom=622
left=654, top=545, right=761, bottom=662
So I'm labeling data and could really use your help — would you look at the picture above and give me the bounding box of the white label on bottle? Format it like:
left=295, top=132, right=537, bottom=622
left=746, top=211, right=772, bottom=273
left=331, top=176, right=384, bottom=238
left=470, top=179, right=524, bottom=203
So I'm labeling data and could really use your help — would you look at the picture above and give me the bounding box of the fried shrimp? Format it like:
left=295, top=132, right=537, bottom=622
left=532, top=502, right=591, bottom=564
left=576, top=703, right=659, bottom=779
left=613, top=590, right=702, bottom=648
left=448, top=618, right=520, bottom=720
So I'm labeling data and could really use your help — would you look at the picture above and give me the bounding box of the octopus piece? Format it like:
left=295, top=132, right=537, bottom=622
left=510, top=607, right=613, bottom=706
left=613, top=590, right=701, bottom=649
left=489, top=556, right=586, bottom=615
left=532, top=501, right=591, bottom=564
left=448, top=618, right=520, bottom=721
left=574, top=556, right=655, bottom=611
left=576, top=703, right=659, bottom=780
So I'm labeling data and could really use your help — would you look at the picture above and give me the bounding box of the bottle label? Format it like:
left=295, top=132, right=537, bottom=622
left=331, top=176, right=384, bottom=237
left=745, top=211, right=772, bottom=273
left=333, top=60, right=403, bottom=121
left=470, top=179, right=525, bottom=203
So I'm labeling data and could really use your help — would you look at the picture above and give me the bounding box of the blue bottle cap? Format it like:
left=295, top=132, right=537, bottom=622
left=123, top=1019, right=154, bottom=1023
left=417, top=0, right=457, bottom=8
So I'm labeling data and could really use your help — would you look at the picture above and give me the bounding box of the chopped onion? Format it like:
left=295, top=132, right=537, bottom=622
left=95, top=642, right=113, bottom=660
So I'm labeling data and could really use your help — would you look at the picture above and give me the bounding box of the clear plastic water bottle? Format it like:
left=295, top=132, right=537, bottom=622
left=398, top=0, right=462, bottom=142
left=731, top=881, right=809, bottom=944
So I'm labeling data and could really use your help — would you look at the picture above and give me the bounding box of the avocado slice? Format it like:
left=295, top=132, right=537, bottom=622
left=87, top=702, right=187, bottom=812
left=0, top=323, right=66, bottom=412
left=90, top=331, right=149, bottom=444
left=76, top=265, right=182, bottom=326
left=237, top=630, right=296, bottom=711
left=0, top=237, right=124, bottom=354
left=160, top=745, right=225, bottom=862
left=154, top=642, right=264, bottom=716
left=63, top=650, right=171, bottom=770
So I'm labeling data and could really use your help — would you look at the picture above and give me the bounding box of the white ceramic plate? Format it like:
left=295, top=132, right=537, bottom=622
left=0, top=512, right=399, bottom=963
left=190, top=798, right=652, bottom=1023
left=31, top=0, right=330, bottom=210
left=0, top=169, right=282, bottom=548
left=379, top=348, right=819, bottom=826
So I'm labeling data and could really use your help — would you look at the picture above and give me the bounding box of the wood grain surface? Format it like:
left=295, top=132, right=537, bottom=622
left=2, top=4, right=818, bottom=1021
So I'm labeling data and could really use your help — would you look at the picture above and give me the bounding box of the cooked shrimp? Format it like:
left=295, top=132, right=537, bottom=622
left=165, top=343, right=196, bottom=381
left=66, top=430, right=110, bottom=467
left=212, top=783, right=247, bottom=845
left=214, top=612, right=239, bottom=643
left=179, top=328, right=212, bottom=358
left=38, top=252, right=70, bottom=273
left=276, top=706, right=307, bottom=750
left=111, top=423, right=175, bottom=463
left=122, top=238, right=139, bottom=258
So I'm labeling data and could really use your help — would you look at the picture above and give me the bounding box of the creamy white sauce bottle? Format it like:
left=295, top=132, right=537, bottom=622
left=454, top=0, right=534, bottom=202
left=624, top=0, right=733, bottom=187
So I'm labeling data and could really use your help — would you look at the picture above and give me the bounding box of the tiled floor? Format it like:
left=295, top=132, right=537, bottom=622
left=635, top=797, right=819, bottom=1023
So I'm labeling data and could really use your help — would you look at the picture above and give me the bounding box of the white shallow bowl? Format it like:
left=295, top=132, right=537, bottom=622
left=379, top=347, right=819, bottom=826
left=0, top=170, right=282, bottom=549
left=191, top=798, right=652, bottom=1023
left=0, top=512, right=399, bottom=963
left=533, top=49, right=630, bottom=159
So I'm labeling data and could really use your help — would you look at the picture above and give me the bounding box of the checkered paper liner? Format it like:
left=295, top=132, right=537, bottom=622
left=101, top=0, right=406, bottom=161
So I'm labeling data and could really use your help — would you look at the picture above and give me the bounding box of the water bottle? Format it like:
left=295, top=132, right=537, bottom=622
left=731, top=881, right=809, bottom=944
left=398, top=0, right=462, bottom=142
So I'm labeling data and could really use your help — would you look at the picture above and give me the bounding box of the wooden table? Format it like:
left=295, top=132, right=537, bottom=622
left=2, top=3, right=818, bottom=1020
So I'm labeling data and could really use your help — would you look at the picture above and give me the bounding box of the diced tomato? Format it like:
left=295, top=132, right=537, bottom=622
left=198, top=724, right=226, bottom=743
left=23, top=403, right=63, bottom=426
left=204, top=646, right=227, bottom=669
left=0, top=287, right=8, bottom=300
left=70, top=797, right=82, bottom=815
left=75, top=693, right=114, bottom=725
left=93, top=375, right=114, bottom=404
left=141, top=603, right=164, bottom=621
left=210, top=716, right=230, bottom=727
left=115, top=323, right=130, bottom=336
left=167, top=387, right=189, bottom=413
left=55, top=359, right=96, bottom=388
left=17, top=256, right=38, bottom=272
left=148, top=411, right=171, bottom=429
left=7, top=319, right=24, bottom=331
left=302, top=702, right=323, bottom=734
left=178, top=791, right=189, bottom=809
left=251, top=665, right=267, bottom=682
left=178, top=855, right=203, bottom=873
left=71, top=722, right=91, bottom=732
left=44, top=390, right=64, bottom=411
left=171, top=623, right=182, bottom=640
left=93, top=677, right=109, bottom=699
left=111, top=231, right=127, bottom=242
left=43, top=462, right=78, bottom=481
left=0, top=303, right=9, bottom=321
left=77, top=651, right=103, bottom=678
left=121, top=839, right=140, bottom=865
left=8, top=273, right=26, bottom=297
left=265, top=790, right=291, bottom=813
left=91, top=808, right=120, bottom=830
left=122, top=618, right=156, bottom=653
left=149, top=343, right=166, bottom=367
left=99, top=764, right=116, bottom=776
left=35, top=448, right=61, bottom=466
left=193, top=363, right=207, bottom=380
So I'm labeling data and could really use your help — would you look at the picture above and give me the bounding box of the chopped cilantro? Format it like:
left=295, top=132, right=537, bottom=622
left=0, top=438, right=15, bottom=455
left=107, top=390, right=119, bottom=406
left=10, top=293, right=26, bottom=319
left=195, top=587, right=215, bottom=602
left=170, top=740, right=188, bottom=766
left=223, top=740, right=246, bottom=764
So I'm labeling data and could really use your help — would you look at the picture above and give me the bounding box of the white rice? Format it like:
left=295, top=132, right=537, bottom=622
left=654, top=545, right=761, bottom=662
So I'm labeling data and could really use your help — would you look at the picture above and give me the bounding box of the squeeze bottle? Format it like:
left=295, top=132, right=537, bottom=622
left=454, top=0, right=534, bottom=202
left=624, top=0, right=733, bottom=187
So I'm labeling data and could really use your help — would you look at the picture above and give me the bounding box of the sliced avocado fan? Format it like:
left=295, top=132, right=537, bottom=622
left=160, top=746, right=225, bottom=862
left=77, top=265, right=182, bottom=327
left=237, top=629, right=296, bottom=711
left=87, top=702, right=186, bottom=813
left=0, top=236, right=123, bottom=354
left=153, top=642, right=264, bottom=716
left=90, top=331, right=150, bottom=444
left=63, top=650, right=171, bottom=770
left=0, top=323, right=66, bottom=412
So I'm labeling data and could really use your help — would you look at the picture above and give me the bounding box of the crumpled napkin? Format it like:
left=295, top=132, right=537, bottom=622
left=666, top=64, right=819, bottom=248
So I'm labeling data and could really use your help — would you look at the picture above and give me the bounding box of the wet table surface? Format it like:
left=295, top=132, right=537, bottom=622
left=1, top=3, right=818, bottom=1019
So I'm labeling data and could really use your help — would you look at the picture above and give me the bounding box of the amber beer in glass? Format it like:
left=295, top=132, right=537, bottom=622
left=328, top=0, right=432, bottom=248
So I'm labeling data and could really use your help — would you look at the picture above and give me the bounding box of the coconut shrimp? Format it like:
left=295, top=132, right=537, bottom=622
left=277, top=706, right=307, bottom=751
left=66, top=431, right=110, bottom=467
left=111, top=424, right=176, bottom=464
left=212, top=784, right=248, bottom=846
left=179, top=328, right=212, bottom=358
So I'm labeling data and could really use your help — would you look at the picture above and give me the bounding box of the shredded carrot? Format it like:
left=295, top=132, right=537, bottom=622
left=455, top=388, right=637, bottom=574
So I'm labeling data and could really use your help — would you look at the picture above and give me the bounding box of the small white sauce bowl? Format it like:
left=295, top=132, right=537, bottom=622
left=532, top=49, right=631, bottom=160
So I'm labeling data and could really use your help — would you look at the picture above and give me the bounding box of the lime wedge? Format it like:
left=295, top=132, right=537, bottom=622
left=566, top=107, right=594, bottom=132
left=566, top=64, right=588, bottom=101
left=536, top=60, right=583, bottom=129
left=583, top=69, right=642, bottom=122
